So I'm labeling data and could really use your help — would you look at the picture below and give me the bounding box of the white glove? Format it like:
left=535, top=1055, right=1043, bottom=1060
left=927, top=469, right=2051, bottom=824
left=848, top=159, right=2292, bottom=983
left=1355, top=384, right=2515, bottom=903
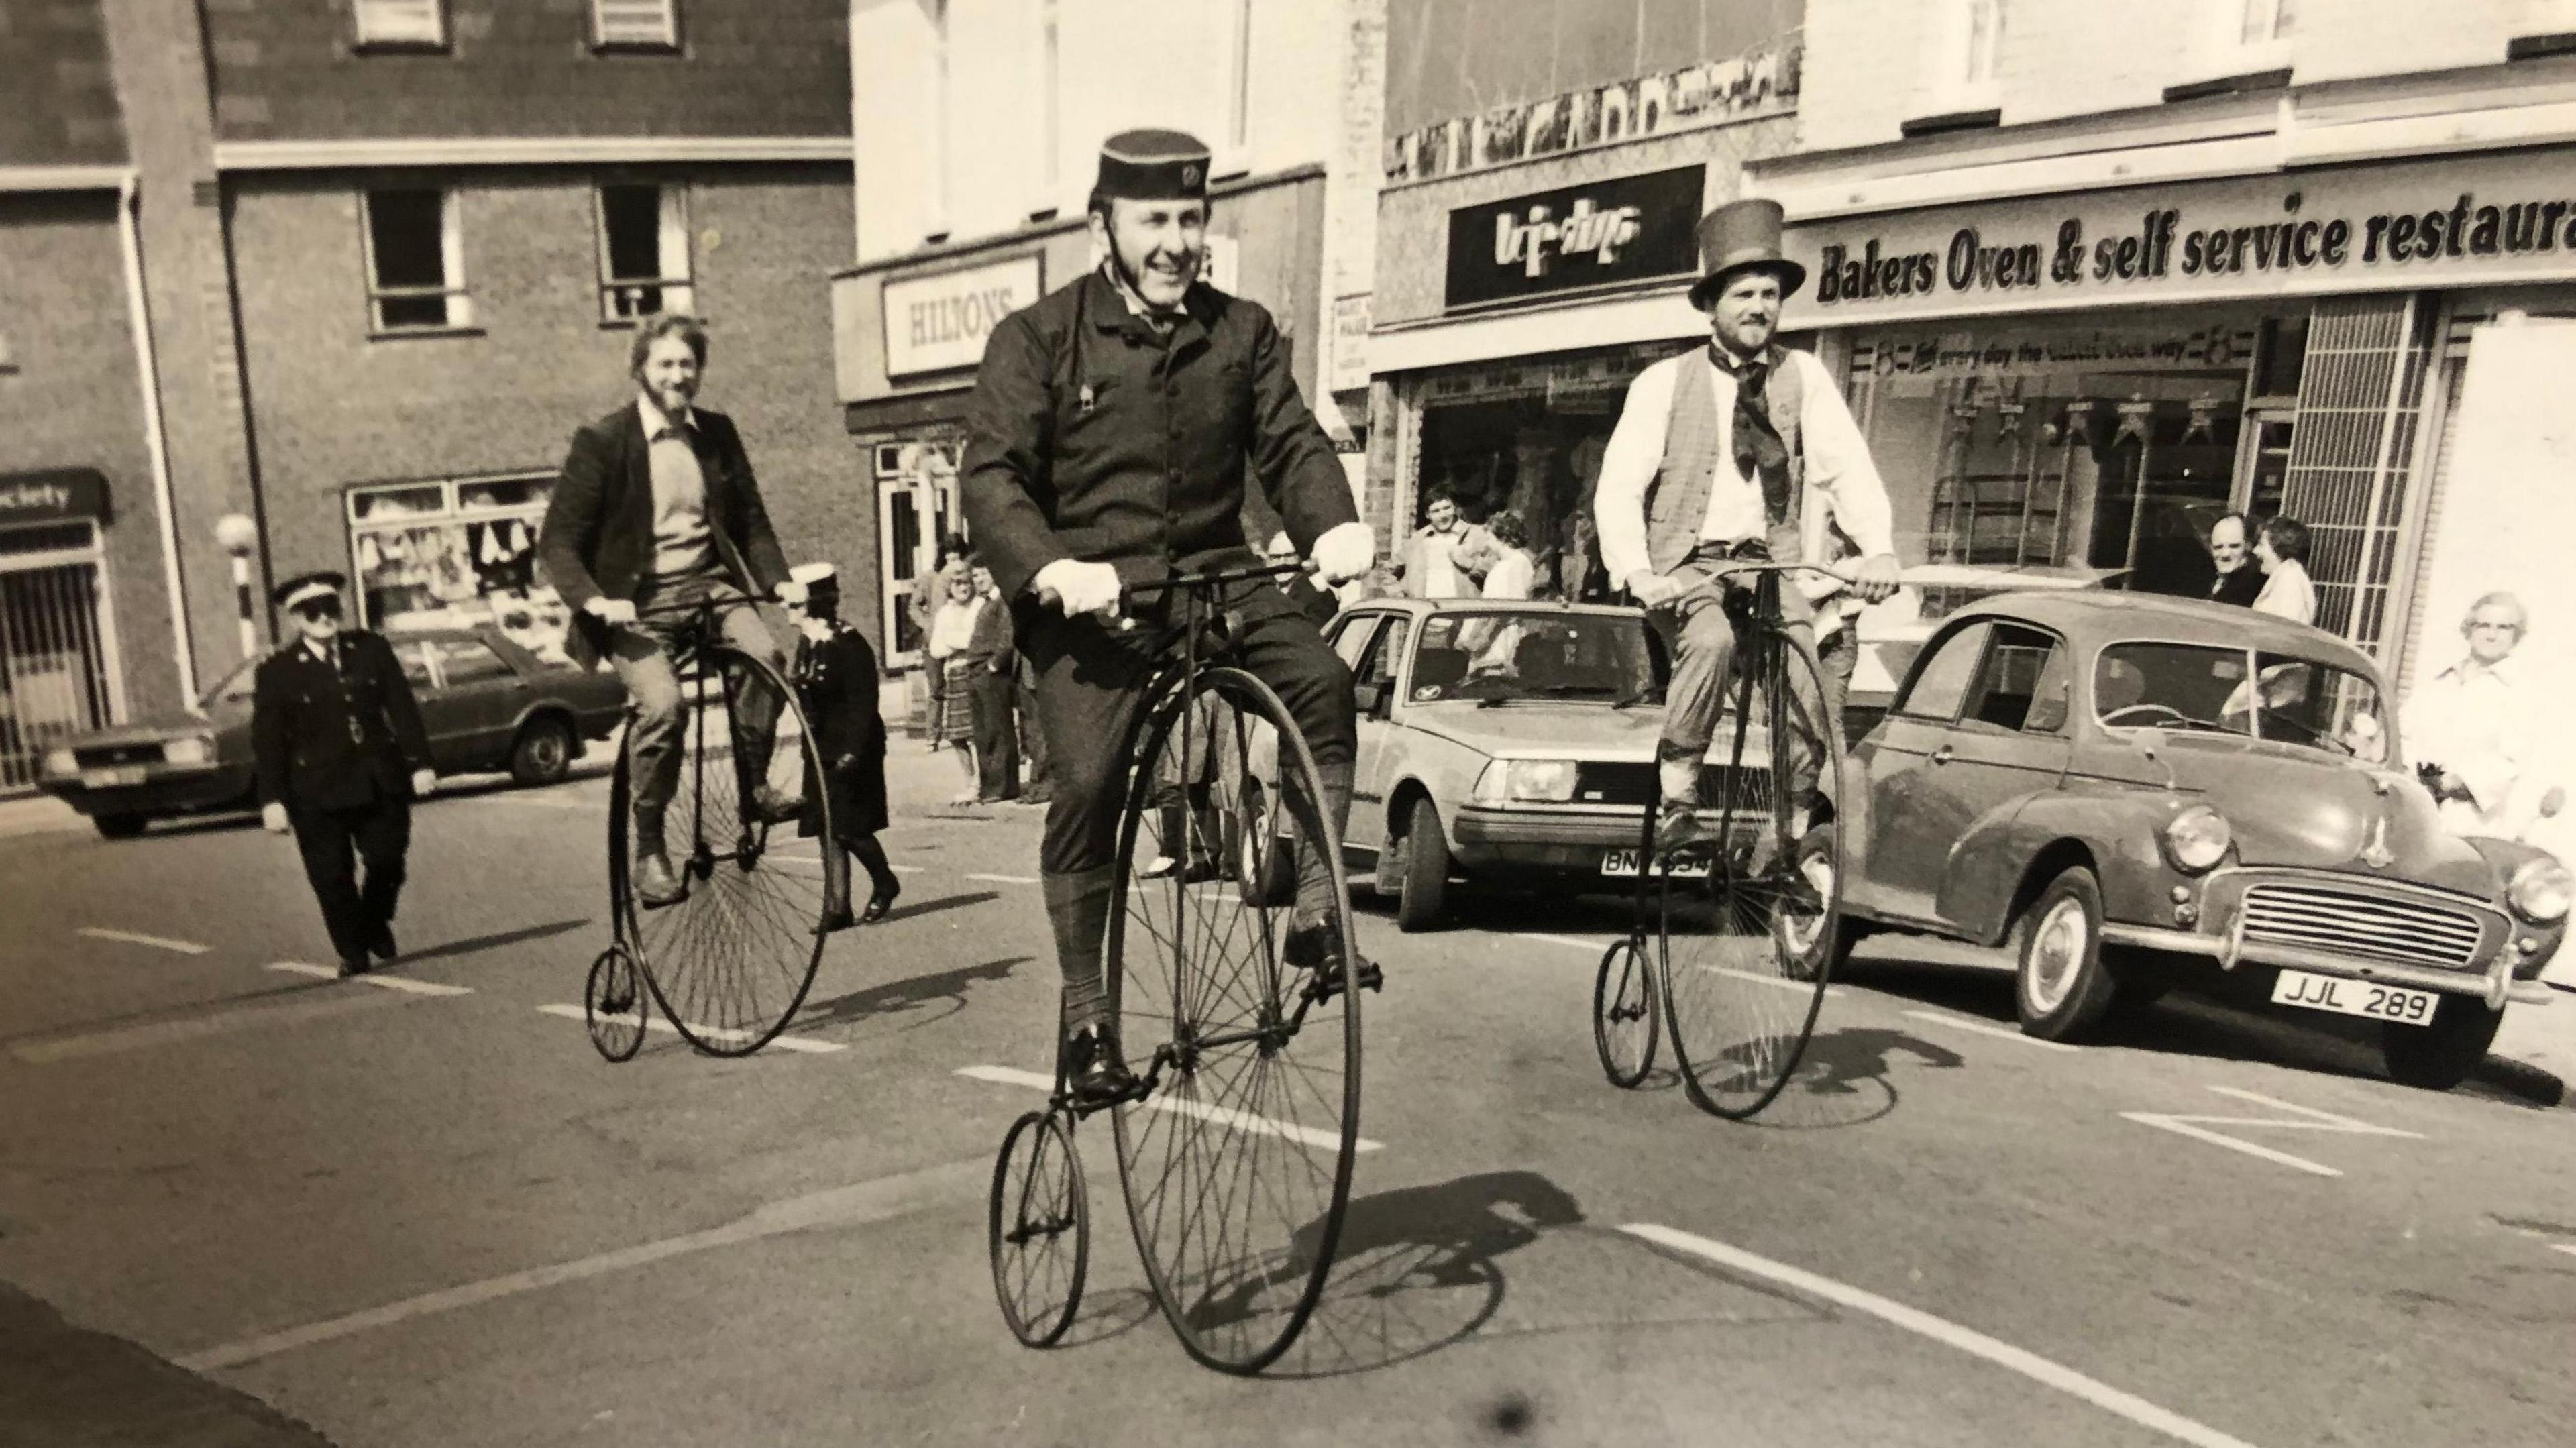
left=1627, top=572, right=1687, bottom=608
left=775, top=579, right=809, bottom=608
left=1311, top=522, right=1376, bottom=585
left=261, top=802, right=290, bottom=835
left=1032, top=559, right=1122, bottom=618
left=411, top=769, right=438, bottom=799
left=583, top=596, right=639, bottom=627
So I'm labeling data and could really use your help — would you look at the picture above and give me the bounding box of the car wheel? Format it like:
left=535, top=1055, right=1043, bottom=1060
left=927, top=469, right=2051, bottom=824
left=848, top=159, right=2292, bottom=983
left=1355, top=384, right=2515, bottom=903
left=2380, top=997, right=2504, bottom=1091
left=1393, top=795, right=1448, bottom=933
left=508, top=714, right=577, bottom=787
left=91, top=813, right=149, bottom=840
left=2010, top=867, right=2118, bottom=1042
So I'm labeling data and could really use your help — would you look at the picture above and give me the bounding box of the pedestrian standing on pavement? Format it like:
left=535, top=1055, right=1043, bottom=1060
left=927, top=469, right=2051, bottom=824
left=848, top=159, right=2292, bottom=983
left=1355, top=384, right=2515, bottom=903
left=1477, top=510, right=1538, bottom=600
left=1397, top=491, right=1495, bottom=598
left=924, top=565, right=985, bottom=804
left=535, top=314, right=805, bottom=908
left=2206, top=512, right=2264, bottom=609
left=253, top=572, right=437, bottom=978
left=966, top=562, right=1021, bottom=803
left=784, top=563, right=902, bottom=930
left=2251, top=515, right=2318, bottom=626
left=2402, top=591, right=2540, bottom=838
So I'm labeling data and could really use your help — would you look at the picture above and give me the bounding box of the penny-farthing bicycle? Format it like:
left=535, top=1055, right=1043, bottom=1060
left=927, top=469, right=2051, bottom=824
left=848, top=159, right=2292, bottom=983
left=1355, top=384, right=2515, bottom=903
left=584, top=595, right=835, bottom=1062
left=1591, top=561, right=1847, bottom=1119
left=989, top=562, right=1367, bottom=1374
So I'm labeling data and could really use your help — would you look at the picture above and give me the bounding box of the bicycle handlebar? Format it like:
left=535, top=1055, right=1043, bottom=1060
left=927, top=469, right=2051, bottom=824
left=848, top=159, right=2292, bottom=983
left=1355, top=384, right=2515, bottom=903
left=1118, top=560, right=1314, bottom=604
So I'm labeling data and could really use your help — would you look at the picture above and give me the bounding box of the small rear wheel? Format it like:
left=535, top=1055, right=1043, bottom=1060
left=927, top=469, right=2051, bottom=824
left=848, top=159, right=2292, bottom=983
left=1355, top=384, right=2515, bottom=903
left=2381, top=997, right=2504, bottom=1091
left=1593, top=938, right=1659, bottom=1088
left=584, top=945, right=647, bottom=1062
left=990, top=1109, right=1089, bottom=1347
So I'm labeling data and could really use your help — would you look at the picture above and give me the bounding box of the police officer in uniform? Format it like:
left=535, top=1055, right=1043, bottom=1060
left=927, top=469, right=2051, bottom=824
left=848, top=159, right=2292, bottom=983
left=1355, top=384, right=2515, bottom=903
left=963, top=129, right=1378, bottom=1105
left=253, top=572, right=437, bottom=977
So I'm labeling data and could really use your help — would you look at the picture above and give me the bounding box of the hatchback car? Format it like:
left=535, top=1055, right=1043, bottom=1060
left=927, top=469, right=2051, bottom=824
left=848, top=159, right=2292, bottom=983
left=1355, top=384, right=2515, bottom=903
left=1834, top=592, right=2569, bottom=1090
left=35, top=628, right=627, bottom=837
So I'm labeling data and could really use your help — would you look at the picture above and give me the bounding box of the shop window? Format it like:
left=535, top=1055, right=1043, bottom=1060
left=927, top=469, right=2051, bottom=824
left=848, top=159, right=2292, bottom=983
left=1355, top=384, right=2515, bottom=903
left=873, top=437, right=965, bottom=667
left=362, top=188, right=471, bottom=333
left=2251, top=314, right=2308, bottom=402
left=353, top=0, right=446, bottom=49
left=595, top=184, right=693, bottom=323
left=345, top=474, right=566, bottom=664
left=593, top=0, right=680, bottom=50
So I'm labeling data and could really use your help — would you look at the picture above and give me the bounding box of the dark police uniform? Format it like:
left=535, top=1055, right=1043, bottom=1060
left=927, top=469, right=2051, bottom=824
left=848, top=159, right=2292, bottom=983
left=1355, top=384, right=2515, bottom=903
left=963, top=131, right=1362, bottom=1069
left=252, top=581, right=435, bottom=970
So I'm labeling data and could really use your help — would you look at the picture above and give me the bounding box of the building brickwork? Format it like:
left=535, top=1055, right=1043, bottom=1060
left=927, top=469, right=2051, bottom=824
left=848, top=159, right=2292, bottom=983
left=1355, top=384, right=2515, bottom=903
left=0, top=0, right=125, bottom=166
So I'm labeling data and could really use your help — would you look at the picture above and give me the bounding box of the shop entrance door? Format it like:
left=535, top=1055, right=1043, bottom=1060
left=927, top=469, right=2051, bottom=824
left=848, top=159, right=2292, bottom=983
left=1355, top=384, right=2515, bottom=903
left=0, top=522, right=118, bottom=793
left=872, top=437, right=964, bottom=667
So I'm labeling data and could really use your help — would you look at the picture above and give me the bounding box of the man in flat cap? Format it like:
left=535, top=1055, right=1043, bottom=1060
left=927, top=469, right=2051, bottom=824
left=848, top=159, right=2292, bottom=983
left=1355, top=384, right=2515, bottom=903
left=252, top=571, right=437, bottom=977
left=963, top=128, right=1378, bottom=1106
left=537, top=313, right=806, bottom=908
left=1593, top=197, right=1902, bottom=854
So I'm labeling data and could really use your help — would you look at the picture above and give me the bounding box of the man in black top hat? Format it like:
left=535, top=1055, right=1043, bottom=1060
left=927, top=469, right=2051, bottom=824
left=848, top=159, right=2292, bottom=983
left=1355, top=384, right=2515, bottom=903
left=963, top=127, right=1379, bottom=1107
left=252, top=571, right=437, bottom=977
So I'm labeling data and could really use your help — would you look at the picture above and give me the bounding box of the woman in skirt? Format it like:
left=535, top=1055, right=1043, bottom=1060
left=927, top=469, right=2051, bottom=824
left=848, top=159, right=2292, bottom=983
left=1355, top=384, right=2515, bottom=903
left=924, top=565, right=985, bottom=805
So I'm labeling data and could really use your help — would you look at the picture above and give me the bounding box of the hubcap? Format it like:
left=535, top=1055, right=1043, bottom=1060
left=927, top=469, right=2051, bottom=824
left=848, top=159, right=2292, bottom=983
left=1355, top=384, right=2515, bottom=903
left=2025, top=897, right=2089, bottom=1013
left=1776, top=853, right=1834, bottom=956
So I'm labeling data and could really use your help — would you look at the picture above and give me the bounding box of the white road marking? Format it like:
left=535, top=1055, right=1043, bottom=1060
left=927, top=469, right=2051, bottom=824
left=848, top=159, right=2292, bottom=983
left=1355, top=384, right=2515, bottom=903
left=266, top=962, right=473, bottom=997
left=956, top=1064, right=1383, bottom=1154
left=535, top=1003, right=845, bottom=1054
left=1623, top=1224, right=2263, bottom=1448
left=1518, top=932, right=1613, bottom=952
left=11, top=993, right=405, bottom=1064
left=2555, top=1244, right=2576, bottom=1259
left=480, top=794, right=595, bottom=811
left=77, top=926, right=209, bottom=955
left=178, top=1158, right=984, bottom=1372
left=1702, top=963, right=1846, bottom=998
left=965, top=872, right=1038, bottom=885
left=2120, top=1084, right=2420, bottom=1178
left=1901, top=1009, right=2080, bottom=1053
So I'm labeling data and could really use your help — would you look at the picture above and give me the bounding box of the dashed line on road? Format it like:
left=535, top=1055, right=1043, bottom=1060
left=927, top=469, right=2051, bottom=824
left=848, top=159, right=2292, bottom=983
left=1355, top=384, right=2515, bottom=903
left=266, top=962, right=473, bottom=997
left=477, top=794, right=597, bottom=811
left=176, top=1157, right=985, bottom=1372
left=534, top=1003, right=845, bottom=1054
left=9, top=991, right=410, bottom=1064
left=956, top=1064, right=1384, bottom=1153
left=1622, top=1223, right=2262, bottom=1448
left=1901, top=1009, right=2080, bottom=1053
left=2120, top=1084, right=2421, bottom=1177
left=2555, top=1244, right=2576, bottom=1259
left=76, top=926, right=209, bottom=955
left=965, top=872, right=1038, bottom=885
left=1702, top=963, right=1847, bottom=999
left=1517, top=932, right=1613, bottom=953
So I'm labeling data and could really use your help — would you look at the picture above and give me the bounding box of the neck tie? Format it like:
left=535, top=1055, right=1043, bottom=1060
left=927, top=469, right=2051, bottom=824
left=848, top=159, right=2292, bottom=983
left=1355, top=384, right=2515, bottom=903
left=1722, top=347, right=1793, bottom=524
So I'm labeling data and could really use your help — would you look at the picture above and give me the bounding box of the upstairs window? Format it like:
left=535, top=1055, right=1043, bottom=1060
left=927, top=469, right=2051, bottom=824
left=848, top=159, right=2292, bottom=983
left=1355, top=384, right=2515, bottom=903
left=1964, top=0, right=2008, bottom=87
left=353, top=0, right=446, bottom=48
left=594, top=184, right=694, bottom=323
left=2241, top=0, right=2296, bottom=44
left=593, top=0, right=681, bottom=50
left=1909, top=0, right=2006, bottom=127
left=362, top=187, right=471, bottom=333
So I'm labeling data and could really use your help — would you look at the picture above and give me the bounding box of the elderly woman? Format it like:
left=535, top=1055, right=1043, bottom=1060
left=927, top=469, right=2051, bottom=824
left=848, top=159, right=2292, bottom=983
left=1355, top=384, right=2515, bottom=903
left=923, top=565, right=986, bottom=805
left=2252, top=516, right=2317, bottom=626
left=2402, top=591, right=2539, bottom=838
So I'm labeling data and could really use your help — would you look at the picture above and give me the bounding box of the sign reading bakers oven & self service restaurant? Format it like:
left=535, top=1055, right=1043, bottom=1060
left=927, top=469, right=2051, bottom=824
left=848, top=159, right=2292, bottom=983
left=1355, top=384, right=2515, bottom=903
left=1780, top=150, right=2576, bottom=329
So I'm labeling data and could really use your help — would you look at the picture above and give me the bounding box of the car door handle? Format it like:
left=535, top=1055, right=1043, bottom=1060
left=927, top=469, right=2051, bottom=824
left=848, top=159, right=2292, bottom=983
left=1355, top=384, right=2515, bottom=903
left=1929, top=744, right=1955, bottom=765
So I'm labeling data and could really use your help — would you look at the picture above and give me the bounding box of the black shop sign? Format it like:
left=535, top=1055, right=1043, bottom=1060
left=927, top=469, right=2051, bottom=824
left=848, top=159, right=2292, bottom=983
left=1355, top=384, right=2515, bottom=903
left=0, top=468, right=109, bottom=527
left=1444, top=166, right=1705, bottom=311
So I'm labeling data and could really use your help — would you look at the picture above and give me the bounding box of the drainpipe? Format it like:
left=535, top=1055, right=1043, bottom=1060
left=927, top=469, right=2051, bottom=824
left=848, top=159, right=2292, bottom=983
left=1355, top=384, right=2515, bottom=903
left=115, top=170, right=202, bottom=714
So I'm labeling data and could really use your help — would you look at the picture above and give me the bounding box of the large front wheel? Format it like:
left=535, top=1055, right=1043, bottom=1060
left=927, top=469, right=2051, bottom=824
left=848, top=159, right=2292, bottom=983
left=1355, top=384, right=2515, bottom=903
left=1108, top=665, right=1362, bottom=1375
left=1658, top=624, right=1847, bottom=1120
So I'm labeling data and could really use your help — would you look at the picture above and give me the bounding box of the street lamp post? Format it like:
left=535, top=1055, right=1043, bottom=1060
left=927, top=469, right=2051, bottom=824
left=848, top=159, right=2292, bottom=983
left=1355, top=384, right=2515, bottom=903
left=213, top=513, right=262, bottom=662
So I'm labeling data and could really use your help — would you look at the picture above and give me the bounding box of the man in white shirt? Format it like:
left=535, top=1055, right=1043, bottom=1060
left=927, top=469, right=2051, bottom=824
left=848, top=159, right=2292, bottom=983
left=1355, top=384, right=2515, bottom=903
left=1593, top=199, right=1900, bottom=852
left=1399, top=492, right=1495, bottom=598
left=2403, top=592, right=2540, bottom=837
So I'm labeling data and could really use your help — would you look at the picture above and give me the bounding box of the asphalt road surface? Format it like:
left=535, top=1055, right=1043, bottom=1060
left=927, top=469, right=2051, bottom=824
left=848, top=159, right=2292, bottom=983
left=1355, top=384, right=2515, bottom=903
left=3, top=746, right=2571, bottom=1447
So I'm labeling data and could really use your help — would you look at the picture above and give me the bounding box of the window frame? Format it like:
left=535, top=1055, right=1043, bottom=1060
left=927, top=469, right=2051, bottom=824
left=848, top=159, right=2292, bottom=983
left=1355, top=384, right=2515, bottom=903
left=1956, top=622, right=2070, bottom=736
left=352, top=0, right=449, bottom=51
left=1923, top=0, right=2008, bottom=115
left=592, top=0, right=683, bottom=52
left=592, top=182, right=696, bottom=325
left=427, top=636, right=515, bottom=687
left=359, top=186, right=473, bottom=335
left=1894, top=619, right=1996, bottom=723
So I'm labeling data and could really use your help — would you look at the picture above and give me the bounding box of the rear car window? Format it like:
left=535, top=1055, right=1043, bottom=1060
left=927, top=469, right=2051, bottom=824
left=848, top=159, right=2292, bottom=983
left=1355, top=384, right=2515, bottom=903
left=1962, top=624, right=2064, bottom=733
left=1897, top=621, right=1991, bottom=722
left=392, top=641, right=435, bottom=687
left=430, top=640, right=513, bottom=685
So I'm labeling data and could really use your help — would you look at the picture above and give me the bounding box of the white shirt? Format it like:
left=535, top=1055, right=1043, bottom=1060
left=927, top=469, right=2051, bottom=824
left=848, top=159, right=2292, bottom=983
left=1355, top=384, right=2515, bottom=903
left=2252, top=559, right=2316, bottom=626
left=1480, top=548, right=1535, bottom=600
left=2402, top=653, right=2536, bottom=836
left=1594, top=349, right=1895, bottom=590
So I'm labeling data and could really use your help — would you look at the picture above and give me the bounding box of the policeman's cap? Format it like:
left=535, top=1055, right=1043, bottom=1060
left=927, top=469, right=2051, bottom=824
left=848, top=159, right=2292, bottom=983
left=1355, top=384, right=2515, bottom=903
left=1095, top=129, right=1211, bottom=203
left=274, top=571, right=347, bottom=612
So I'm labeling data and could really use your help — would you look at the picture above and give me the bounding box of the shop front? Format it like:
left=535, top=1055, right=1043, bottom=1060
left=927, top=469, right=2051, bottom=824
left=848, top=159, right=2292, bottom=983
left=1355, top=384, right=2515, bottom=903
left=344, top=471, right=568, bottom=663
left=0, top=469, right=125, bottom=793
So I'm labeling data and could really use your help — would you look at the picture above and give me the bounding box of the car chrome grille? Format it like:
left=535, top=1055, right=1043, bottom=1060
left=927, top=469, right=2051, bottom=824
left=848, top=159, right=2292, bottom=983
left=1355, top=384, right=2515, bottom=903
left=73, top=743, right=164, bottom=769
left=2239, top=883, right=2485, bottom=970
left=1570, top=762, right=1772, bottom=812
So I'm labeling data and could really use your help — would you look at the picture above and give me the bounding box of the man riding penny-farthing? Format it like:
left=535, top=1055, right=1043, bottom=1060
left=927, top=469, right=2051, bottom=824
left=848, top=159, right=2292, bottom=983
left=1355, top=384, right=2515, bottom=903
left=969, top=130, right=1379, bottom=1374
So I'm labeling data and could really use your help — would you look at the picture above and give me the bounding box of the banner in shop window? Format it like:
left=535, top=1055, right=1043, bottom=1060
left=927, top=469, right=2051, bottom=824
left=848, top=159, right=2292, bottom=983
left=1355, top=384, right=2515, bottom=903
left=1783, top=148, right=2576, bottom=330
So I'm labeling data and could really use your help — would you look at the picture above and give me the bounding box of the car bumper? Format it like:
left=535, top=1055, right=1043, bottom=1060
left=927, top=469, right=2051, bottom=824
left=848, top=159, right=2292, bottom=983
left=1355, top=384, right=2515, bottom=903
left=1449, top=805, right=1765, bottom=875
left=38, top=767, right=254, bottom=818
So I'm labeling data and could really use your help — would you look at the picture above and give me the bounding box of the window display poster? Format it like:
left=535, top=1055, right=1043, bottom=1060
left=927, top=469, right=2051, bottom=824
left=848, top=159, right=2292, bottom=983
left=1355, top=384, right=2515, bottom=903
left=353, top=511, right=570, bottom=663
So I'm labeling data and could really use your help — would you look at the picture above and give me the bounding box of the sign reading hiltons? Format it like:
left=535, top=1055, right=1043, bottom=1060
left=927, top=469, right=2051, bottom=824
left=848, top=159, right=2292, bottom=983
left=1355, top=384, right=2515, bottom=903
left=1782, top=152, right=2576, bottom=326
left=882, top=255, right=1043, bottom=378
left=1446, top=166, right=1703, bottom=309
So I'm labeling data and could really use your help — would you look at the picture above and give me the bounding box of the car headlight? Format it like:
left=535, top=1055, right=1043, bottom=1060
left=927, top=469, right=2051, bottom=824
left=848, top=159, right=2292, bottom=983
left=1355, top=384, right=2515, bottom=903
left=2161, top=804, right=2231, bottom=874
left=1467, top=759, right=1578, bottom=805
left=164, top=734, right=215, bottom=767
left=2509, top=857, right=2573, bottom=924
left=40, top=748, right=77, bottom=779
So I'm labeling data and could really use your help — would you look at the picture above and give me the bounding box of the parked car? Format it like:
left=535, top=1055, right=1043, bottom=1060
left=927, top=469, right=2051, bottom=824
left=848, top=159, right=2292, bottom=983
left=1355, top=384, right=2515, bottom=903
left=35, top=628, right=627, bottom=838
left=1833, top=591, right=2569, bottom=1089
left=1267, top=598, right=1772, bottom=931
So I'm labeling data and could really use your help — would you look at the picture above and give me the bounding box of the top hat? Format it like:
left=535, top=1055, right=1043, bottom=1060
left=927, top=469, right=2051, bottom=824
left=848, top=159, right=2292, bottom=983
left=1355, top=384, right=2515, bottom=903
left=1096, top=129, right=1212, bottom=203
left=1687, top=198, right=1805, bottom=311
left=273, top=571, right=347, bottom=612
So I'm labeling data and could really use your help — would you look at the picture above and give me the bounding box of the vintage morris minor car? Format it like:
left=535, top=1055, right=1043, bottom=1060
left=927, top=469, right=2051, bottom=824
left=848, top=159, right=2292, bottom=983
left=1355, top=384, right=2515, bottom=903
left=1834, top=592, right=2569, bottom=1090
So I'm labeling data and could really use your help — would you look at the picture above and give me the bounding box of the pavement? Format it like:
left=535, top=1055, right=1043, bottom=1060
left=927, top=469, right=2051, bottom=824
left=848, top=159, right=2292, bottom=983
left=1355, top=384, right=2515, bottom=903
left=3, top=739, right=2573, bottom=1445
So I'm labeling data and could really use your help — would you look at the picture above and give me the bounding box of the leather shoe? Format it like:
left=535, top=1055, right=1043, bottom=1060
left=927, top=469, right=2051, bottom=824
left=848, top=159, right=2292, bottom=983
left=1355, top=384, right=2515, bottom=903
left=1064, top=1029, right=1142, bottom=1111
left=635, top=850, right=686, bottom=909
left=1285, top=917, right=1381, bottom=995
left=1654, top=803, right=1706, bottom=856
left=337, top=955, right=370, bottom=979
left=1140, top=853, right=1222, bottom=884
left=859, top=885, right=900, bottom=923
left=368, top=924, right=398, bottom=962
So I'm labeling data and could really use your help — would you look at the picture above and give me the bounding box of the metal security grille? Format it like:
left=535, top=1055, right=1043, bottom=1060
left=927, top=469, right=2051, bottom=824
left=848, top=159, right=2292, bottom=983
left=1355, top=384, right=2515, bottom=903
left=2240, top=882, right=2484, bottom=970
left=2277, top=295, right=2437, bottom=651
left=0, top=558, right=115, bottom=792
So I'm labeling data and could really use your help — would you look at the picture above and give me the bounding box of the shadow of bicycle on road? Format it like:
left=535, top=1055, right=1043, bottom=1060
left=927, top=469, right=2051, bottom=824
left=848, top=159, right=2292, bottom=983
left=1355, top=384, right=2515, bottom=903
left=791, top=953, right=1026, bottom=1038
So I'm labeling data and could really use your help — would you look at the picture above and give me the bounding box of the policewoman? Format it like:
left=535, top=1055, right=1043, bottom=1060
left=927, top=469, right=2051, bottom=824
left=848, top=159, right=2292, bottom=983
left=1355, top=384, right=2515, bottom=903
left=252, top=572, right=437, bottom=977
left=962, top=129, right=1377, bottom=1104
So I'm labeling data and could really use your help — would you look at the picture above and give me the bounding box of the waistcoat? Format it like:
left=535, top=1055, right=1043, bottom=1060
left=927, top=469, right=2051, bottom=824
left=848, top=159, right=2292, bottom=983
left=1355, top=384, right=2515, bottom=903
left=1642, top=346, right=1805, bottom=576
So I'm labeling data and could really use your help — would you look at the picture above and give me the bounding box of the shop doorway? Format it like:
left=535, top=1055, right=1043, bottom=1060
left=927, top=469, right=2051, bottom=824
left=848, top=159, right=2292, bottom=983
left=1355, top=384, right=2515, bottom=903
left=871, top=435, right=964, bottom=665
left=0, top=522, right=119, bottom=793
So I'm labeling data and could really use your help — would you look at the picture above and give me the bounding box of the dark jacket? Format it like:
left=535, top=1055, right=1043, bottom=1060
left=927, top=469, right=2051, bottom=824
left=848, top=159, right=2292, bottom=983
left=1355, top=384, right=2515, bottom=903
left=960, top=272, right=1358, bottom=608
left=537, top=400, right=791, bottom=667
left=2210, top=563, right=2265, bottom=609
left=252, top=632, right=434, bottom=814
left=963, top=592, right=1015, bottom=673
left=792, top=622, right=890, bottom=838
